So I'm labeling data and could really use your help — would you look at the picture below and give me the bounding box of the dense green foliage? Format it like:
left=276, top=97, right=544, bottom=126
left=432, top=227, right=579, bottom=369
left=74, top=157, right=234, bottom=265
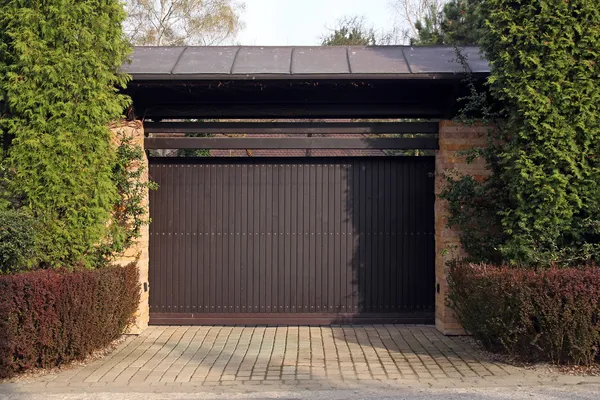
left=412, top=0, right=484, bottom=45
left=0, top=209, right=37, bottom=273
left=448, top=262, right=600, bottom=365
left=478, top=0, right=600, bottom=265
left=0, top=263, right=140, bottom=378
left=441, top=1, right=600, bottom=266
left=0, top=0, right=132, bottom=268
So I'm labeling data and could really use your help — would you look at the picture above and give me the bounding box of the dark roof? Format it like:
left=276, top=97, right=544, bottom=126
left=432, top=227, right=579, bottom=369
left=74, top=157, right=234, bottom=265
left=125, top=46, right=489, bottom=81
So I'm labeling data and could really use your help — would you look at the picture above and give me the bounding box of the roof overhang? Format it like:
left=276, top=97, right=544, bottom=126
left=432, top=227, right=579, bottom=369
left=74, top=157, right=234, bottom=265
left=125, top=45, right=489, bottom=82
left=124, top=46, right=490, bottom=120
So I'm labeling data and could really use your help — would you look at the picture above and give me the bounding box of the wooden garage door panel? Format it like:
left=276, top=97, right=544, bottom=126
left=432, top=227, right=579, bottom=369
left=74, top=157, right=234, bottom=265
left=148, top=157, right=435, bottom=324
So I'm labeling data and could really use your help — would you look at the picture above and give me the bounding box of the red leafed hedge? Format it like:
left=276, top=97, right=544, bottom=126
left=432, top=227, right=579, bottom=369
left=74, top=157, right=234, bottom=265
left=447, top=263, right=600, bottom=365
left=0, top=263, right=140, bottom=378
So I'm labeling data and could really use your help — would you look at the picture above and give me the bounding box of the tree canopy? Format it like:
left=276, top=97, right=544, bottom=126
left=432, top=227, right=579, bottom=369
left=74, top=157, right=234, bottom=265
left=410, top=0, right=484, bottom=45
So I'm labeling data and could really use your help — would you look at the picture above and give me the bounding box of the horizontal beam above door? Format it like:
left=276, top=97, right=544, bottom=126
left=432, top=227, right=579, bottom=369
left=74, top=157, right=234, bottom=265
left=144, top=121, right=439, bottom=134
left=138, top=104, right=446, bottom=119
left=144, top=137, right=439, bottom=150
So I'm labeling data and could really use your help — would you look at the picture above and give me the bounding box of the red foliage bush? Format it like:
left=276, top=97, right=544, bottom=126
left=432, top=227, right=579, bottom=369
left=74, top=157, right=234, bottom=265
left=447, top=263, right=600, bottom=365
left=0, top=263, right=139, bottom=378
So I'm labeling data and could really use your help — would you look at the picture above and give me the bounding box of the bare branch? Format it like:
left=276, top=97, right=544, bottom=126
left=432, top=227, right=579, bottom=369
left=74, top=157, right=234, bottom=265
left=122, top=0, right=245, bottom=46
left=389, top=0, right=446, bottom=39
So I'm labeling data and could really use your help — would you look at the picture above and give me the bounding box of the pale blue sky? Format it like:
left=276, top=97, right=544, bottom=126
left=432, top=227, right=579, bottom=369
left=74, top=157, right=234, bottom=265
left=238, top=0, right=397, bottom=46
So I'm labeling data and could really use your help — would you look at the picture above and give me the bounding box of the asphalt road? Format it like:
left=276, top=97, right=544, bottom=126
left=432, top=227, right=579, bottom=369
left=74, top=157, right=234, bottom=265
left=1, top=385, right=600, bottom=400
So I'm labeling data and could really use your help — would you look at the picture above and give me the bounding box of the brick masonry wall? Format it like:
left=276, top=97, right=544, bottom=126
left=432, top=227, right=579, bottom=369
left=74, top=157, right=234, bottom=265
left=111, top=120, right=149, bottom=334
left=435, top=120, right=492, bottom=335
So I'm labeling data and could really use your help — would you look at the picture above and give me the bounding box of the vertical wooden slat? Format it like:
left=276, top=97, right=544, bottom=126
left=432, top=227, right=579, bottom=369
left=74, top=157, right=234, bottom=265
left=376, top=160, right=383, bottom=312
left=198, top=164, right=210, bottom=313
left=165, top=165, right=172, bottom=313
left=217, top=164, right=223, bottom=313
left=227, top=164, right=234, bottom=313
left=314, top=162, right=323, bottom=313
left=328, top=163, right=335, bottom=312
left=241, top=164, right=248, bottom=313
left=418, top=160, right=424, bottom=309
left=233, top=164, right=240, bottom=313
left=303, top=163, right=310, bottom=313
left=297, top=163, right=303, bottom=313
left=272, top=164, right=279, bottom=313
left=251, top=164, right=259, bottom=312
left=309, top=164, right=316, bottom=313
left=158, top=165, right=165, bottom=313
left=339, top=163, right=348, bottom=313
left=390, top=160, right=394, bottom=313
left=177, top=165, right=183, bottom=313
left=324, top=163, right=332, bottom=312
left=259, top=163, right=266, bottom=313
left=263, top=164, right=277, bottom=313
left=351, top=160, right=359, bottom=313
left=277, top=164, right=285, bottom=313
left=290, top=163, right=298, bottom=313
left=365, top=160, right=372, bottom=313
left=358, top=160, right=366, bottom=313
left=334, top=163, right=342, bottom=312
left=283, top=164, right=296, bottom=313
left=180, top=164, right=187, bottom=313
left=409, top=160, right=416, bottom=310
left=192, top=164, right=199, bottom=314
left=209, top=164, right=216, bottom=312
left=402, top=159, right=409, bottom=311
left=390, top=161, right=398, bottom=312
left=184, top=165, right=191, bottom=313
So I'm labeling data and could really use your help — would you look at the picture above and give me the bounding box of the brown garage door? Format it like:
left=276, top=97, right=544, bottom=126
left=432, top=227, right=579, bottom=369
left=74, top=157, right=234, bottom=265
left=148, top=157, right=435, bottom=325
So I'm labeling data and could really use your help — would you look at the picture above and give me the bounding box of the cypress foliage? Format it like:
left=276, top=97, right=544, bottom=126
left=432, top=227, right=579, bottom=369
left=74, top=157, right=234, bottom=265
left=479, top=0, right=600, bottom=264
left=0, top=0, right=131, bottom=267
left=440, top=1, right=600, bottom=266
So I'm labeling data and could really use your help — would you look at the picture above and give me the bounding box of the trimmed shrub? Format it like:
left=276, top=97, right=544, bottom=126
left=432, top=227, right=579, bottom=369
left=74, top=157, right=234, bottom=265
left=0, top=209, right=38, bottom=273
left=0, top=263, right=139, bottom=378
left=447, top=262, right=600, bottom=365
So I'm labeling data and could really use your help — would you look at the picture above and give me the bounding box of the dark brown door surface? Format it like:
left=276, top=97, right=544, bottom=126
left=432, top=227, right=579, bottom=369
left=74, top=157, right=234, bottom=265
left=148, top=157, right=435, bottom=325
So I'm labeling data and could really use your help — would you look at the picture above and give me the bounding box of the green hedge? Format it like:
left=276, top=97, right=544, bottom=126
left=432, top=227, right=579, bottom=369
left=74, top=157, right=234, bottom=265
left=0, top=263, right=139, bottom=378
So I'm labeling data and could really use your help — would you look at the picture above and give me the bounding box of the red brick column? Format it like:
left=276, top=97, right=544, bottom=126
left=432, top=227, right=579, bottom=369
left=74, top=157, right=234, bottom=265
left=435, top=121, right=491, bottom=335
left=111, top=120, right=149, bottom=334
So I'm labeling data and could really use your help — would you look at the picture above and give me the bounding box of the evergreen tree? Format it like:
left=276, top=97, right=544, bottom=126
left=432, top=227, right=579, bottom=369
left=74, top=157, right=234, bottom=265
left=480, top=0, right=600, bottom=264
left=411, top=0, right=484, bottom=45
left=0, top=0, right=131, bottom=267
left=441, top=0, right=600, bottom=266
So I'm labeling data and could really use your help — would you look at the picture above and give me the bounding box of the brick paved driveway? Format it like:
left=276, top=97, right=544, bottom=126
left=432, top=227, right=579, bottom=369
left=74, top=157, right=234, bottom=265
left=3, top=325, right=599, bottom=393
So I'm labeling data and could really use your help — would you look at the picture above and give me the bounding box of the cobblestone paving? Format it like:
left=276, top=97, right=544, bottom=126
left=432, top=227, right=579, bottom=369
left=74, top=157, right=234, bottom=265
left=3, top=325, right=599, bottom=393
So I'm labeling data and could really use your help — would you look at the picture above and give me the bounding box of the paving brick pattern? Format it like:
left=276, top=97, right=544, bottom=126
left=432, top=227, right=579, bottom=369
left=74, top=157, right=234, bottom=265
left=5, top=325, right=596, bottom=393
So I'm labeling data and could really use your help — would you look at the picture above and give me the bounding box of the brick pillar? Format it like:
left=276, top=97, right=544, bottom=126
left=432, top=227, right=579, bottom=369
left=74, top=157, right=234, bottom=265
left=111, top=120, right=149, bottom=334
left=435, top=121, right=491, bottom=335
